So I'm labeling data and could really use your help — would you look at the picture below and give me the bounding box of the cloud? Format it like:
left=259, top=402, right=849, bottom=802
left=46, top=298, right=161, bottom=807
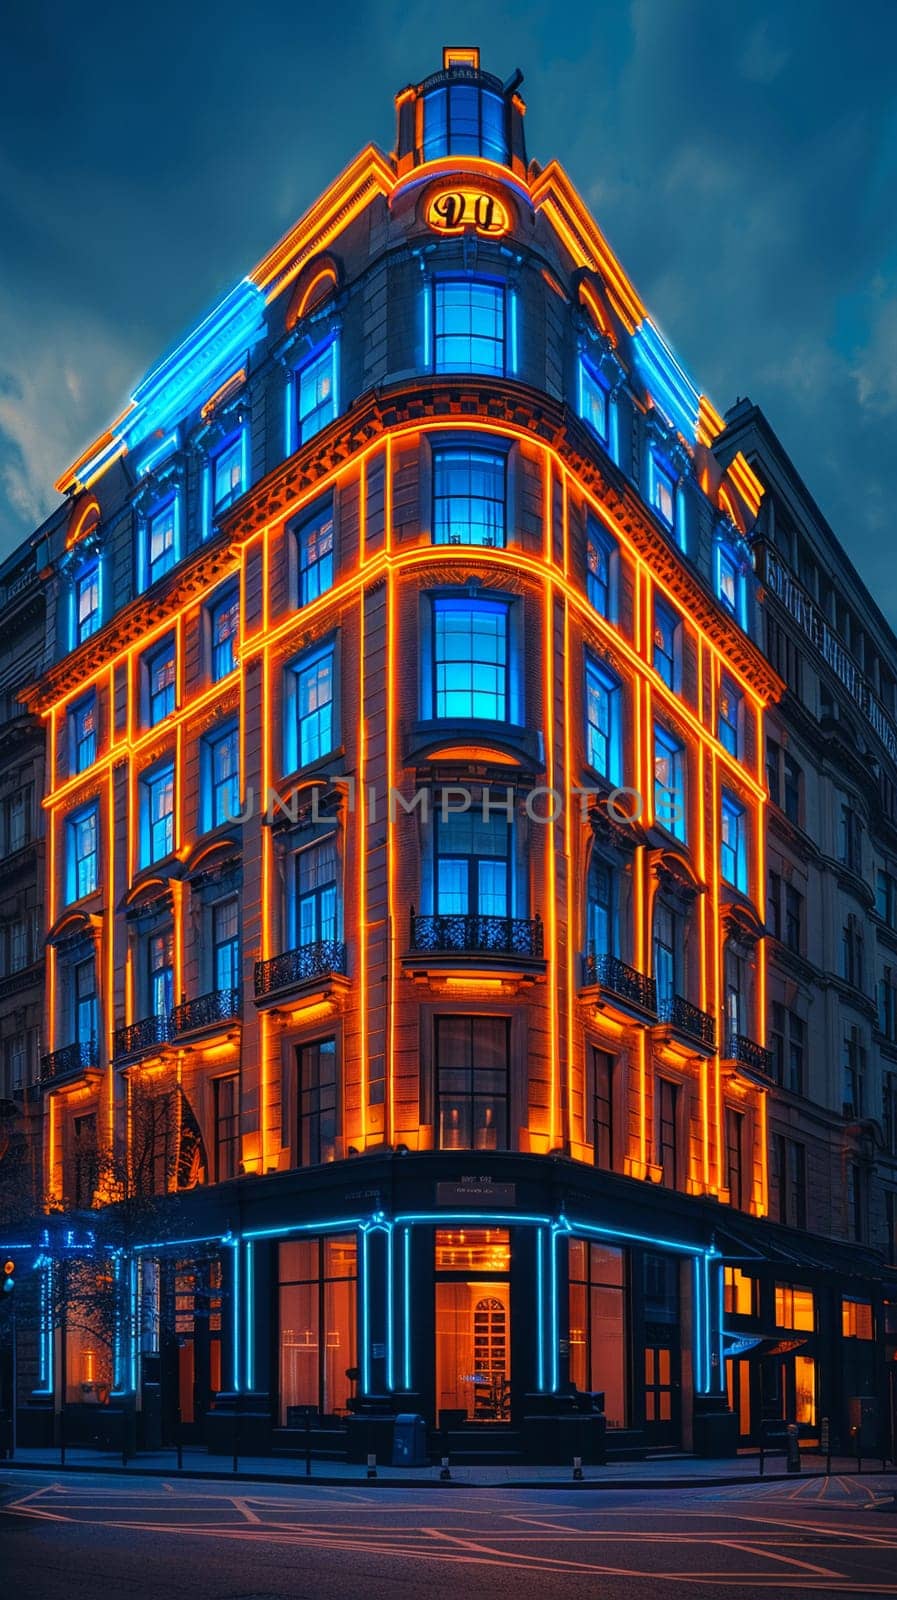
left=739, top=20, right=790, bottom=85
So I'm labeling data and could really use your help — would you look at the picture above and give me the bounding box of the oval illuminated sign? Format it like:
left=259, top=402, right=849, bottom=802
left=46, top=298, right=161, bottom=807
left=426, top=188, right=511, bottom=237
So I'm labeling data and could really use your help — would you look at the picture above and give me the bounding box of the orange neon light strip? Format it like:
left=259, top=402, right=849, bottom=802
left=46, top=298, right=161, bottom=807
left=543, top=450, right=560, bottom=1150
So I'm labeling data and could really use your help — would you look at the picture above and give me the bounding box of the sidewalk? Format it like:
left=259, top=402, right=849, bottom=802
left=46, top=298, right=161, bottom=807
left=2, top=1444, right=894, bottom=1489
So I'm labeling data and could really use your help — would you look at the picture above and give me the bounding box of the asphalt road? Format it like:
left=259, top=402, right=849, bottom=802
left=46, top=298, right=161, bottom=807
left=1, top=1469, right=896, bottom=1599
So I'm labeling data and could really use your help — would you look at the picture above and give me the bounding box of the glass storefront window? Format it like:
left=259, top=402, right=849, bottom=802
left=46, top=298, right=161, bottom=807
left=434, top=1228, right=510, bottom=1424
left=568, top=1239, right=627, bottom=1428
left=775, top=1284, right=815, bottom=1331
left=842, top=1298, right=874, bottom=1339
left=435, top=1228, right=510, bottom=1272
left=794, top=1354, right=816, bottom=1425
left=724, top=1267, right=758, bottom=1317
left=278, top=1234, right=357, bottom=1423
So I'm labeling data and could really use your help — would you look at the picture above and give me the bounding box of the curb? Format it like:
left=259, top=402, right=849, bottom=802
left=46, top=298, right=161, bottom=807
left=2, top=1459, right=891, bottom=1491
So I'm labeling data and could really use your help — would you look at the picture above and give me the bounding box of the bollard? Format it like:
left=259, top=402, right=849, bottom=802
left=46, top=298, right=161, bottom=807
left=786, top=1423, right=801, bottom=1474
left=439, top=1455, right=452, bottom=1482
left=177, top=1439, right=183, bottom=1472
left=851, top=1425, right=862, bottom=1474
left=367, top=1452, right=378, bottom=1480
left=572, top=1455, right=584, bottom=1481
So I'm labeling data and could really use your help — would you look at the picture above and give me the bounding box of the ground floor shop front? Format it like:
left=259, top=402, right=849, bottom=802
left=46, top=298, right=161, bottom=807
left=8, top=1153, right=897, bottom=1463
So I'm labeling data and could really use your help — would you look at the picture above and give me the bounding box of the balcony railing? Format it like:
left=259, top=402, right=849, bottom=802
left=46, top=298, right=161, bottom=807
left=658, top=994, right=716, bottom=1049
left=170, top=988, right=242, bottom=1038
left=409, top=910, right=544, bottom=959
left=725, top=1033, right=773, bottom=1077
left=113, top=1013, right=170, bottom=1061
left=254, top=939, right=347, bottom=999
left=584, top=950, right=657, bottom=1013
left=40, top=1040, right=99, bottom=1086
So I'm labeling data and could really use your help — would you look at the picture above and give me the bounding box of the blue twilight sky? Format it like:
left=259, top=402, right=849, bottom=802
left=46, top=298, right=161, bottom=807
left=2, top=1, right=896, bottom=612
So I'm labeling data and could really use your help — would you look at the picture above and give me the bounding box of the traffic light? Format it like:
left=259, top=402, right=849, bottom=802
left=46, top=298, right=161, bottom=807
left=2, top=1260, right=13, bottom=1295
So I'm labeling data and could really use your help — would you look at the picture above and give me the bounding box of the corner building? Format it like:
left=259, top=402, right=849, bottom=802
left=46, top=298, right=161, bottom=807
left=24, top=50, right=797, bottom=1460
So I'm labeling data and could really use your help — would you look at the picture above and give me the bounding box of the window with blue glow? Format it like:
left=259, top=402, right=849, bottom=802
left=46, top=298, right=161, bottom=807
left=421, top=83, right=507, bottom=162
left=654, top=724, right=687, bottom=843
left=434, top=280, right=505, bottom=375
left=74, top=560, right=100, bottom=645
left=211, top=432, right=244, bottom=518
left=718, top=677, right=740, bottom=757
left=433, top=446, right=505, bottom=547
left=145, top=497, right=177, bottom=589
left=212, top=898, right=240, bottom=992
left=291, top=836, right=339, bottom=950
left=145, top=636, right=176, bottom=726
left=71, top=694, right=97, bottom=774
left=653, top=901, right=677, bottom=1011
left=297, top=496, right=335, bottom=604
left=73, top=958, right=98, bottom=1047
left=210, top=587, right=239, bottom=681
left=716, top=543, right=744, bottom=624
left=721, top=792, right=747, bottom=890
left=579, top=358, right=609, bottom=442
left=586, top=853, right=616, bottom=962
left=285, top=642, right=336, bottom=771
left=141, top=762, right=175, bottom=866
left=651, top=456, right=676, bottom=527
left=203, top=723, right=240, bottom=830
left=296, top=341, right=337, bottom=445
left=586, top=516, right=617, bottom=619
left=436, top=808, right=510, bottom=918
left=148, top=929, right=173, bottom=1019
left=653, top=600, right=679, bottom=689
left=585, top=658, right=621, bottom=783
left=67, top=804, right=99, bottom=901
left=433, top=597, right=509, bottom=722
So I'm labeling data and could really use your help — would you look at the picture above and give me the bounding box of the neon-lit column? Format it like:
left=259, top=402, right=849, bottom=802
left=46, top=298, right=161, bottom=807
left=360, top=1220, right=392, bottom=1398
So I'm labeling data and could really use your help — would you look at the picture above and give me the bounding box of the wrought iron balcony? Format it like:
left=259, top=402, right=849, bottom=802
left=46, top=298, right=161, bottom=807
left=409, top=910, right=544, bottom=959
left=254, top=939, right=347, bottom=999
left=170, top=988, right=242, bottom=1039
left=725, top=1033, right=773, bottom=1077
left=113, top=1013, right=170, bottom=1062
left=584, top=950, right=657, bottom=1014
left=40, top=1040, right=99, bottom=1087
left=657, top=994, right=716, bottom=1049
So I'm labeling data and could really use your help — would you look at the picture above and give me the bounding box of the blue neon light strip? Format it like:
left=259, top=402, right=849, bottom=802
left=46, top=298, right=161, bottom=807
left=245, top=1216, right=364, bottom=1241
left=402, top=1227, right=412, bottom=1392
left=535, top=1227, right=545, bottom=1392
left=386, top=1224, right=395, bottom=1393
left=70, top=279, right=265, bottom=486
left=231, top=1238, right=241, bottom=1393
left=360, top=1227, right=370, bottom=1394
left=244, top=1241, right=254, bottom=1392
left=633, top=318, right=700, bottom=441
left=563, top=1215, right=712, bottom=1259
left=549, top=1227, right=560, bottom=1391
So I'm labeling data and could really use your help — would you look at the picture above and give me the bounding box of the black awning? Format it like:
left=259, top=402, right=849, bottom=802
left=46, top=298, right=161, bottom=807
left=713, top=1216, right=887, bottom=1282
left=723, top=1331, right=808, bottom=1358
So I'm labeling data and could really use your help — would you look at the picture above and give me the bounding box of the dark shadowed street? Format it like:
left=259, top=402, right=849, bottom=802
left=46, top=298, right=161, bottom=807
left=2, top=1469, right=897, bottom=1600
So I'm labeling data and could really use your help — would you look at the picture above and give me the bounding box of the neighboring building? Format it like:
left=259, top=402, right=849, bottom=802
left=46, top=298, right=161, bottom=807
left=716, top=400, right=897, bottom=1450
left=4, top=49, right=894, bottom=1461
left=0, top=535, right=47, bottom=1194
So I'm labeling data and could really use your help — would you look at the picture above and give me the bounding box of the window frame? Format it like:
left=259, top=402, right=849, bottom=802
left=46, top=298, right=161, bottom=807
left=720, top=791, right=747, bottom=891
left=142, top=494, right=179, bottom=592
left=578, top=356, right=609, bottom=443
left=584, top=656, right=622, bottom=784
left=653, top=722, right=687, bottom=843
left=70, top=692, right=98, bottom=774
left=295, top=494, right=335, bottom=606
left=432, top=277, right=506, bottom=377
left=209, top=586, right=240, bottom=682
left=294, top=338, right=338, bottom=449
left=67, top=803, right=99, bottom=903
left=140, top=760, right=176, bottom=867
left=431, top=442, right=507, bottom=548
left=284, top=638, right=338, bottom=774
